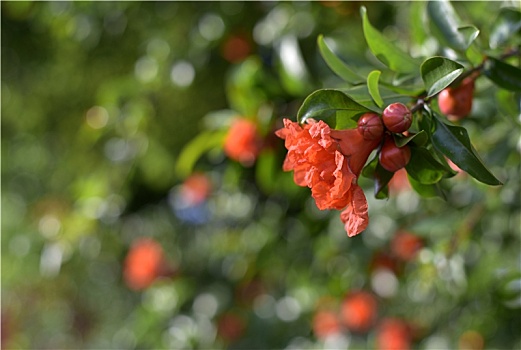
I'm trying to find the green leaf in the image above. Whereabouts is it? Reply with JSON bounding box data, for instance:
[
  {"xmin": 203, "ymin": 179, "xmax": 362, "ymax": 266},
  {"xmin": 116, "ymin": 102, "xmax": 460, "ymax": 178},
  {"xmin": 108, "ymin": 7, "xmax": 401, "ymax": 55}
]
[
  {"xmin": 367, "ymin": 70, "xmax": 384, "ymax": 108},
  {"xmin": 431, "ymin": 115, "xmax": 502, "ymax": 185},
  {"xmin": 483, "ymin": 57, "xmax": 521, "ymax": 91},
  {"xmin": 297, "ymin": 89, "xmax": 371, "ymax": 129},
  {"xmin": 394, "ymin": 131, "xmax": 428, "ymax": 147},
  {"xmin": 421, "ymin": 56, "xmax": 464, "ymax": 97},
  {"xmin": 408, "ymin": 174, "xmax": 442, "ymax": 198},
  {"xmin": 175, "ymin": 130, "xmax": 227, "ymax": 178},
  {"xmin": 317, "ymin": 35, "xmax": 364, "ymax": 84},
  {"xmin": 360, "ymin": 6, "xmax": 420, "ymax": 74},
  {"xmin": 405, "ymin": 147, "xmax": 448, "ymax": 184},
  {"xmin": 427, "ymin": 0, "xmax": 480, "ymax": 51},
  {"xmin": 490, "ymin": 7, "xmax": 521, "ymax": 49}
]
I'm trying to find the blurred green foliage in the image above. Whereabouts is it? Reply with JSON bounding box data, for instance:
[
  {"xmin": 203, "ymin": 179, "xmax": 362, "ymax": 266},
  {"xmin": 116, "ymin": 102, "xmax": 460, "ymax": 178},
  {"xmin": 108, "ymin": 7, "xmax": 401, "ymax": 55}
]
[{"xmin": 2, "ymin": 1, "xmax": 520, "ymax": 349}]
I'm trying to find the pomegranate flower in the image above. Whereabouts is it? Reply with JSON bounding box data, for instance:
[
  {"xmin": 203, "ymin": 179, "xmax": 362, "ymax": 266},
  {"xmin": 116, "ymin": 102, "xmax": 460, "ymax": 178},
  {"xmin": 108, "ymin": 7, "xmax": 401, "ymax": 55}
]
[
  {"xmin": 275, "ymin": 118, "xmax": 381, "ymax": 237},
  {"xmin": 224, "ymin": 118, "xmax": 261, "ymax": 166}
]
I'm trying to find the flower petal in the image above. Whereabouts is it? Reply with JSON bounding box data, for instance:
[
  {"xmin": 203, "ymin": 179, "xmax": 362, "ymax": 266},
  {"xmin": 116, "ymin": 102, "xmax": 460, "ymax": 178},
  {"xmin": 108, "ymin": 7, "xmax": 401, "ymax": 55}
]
[{"xmin": 340, "ymin": 185, "xmax": 369, "ymax": 237}]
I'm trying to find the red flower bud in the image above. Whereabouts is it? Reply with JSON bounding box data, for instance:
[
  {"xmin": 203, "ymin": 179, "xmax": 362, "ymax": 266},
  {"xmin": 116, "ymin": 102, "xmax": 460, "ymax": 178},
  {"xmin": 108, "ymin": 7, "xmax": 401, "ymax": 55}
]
[
  {"xmin": 379, "ymin": 138, "xmax": 411, "ymax": 173},
  {"xmin": 382, "ymin": 103, "xmax": 412, "ymax": 133},
  {"xmin": 357, "ymin": 113, "xmax": 384, "ymax": 141},
  {"xmin": 438, "ymin": 77, "xmax": 475, "ymax": 121}
]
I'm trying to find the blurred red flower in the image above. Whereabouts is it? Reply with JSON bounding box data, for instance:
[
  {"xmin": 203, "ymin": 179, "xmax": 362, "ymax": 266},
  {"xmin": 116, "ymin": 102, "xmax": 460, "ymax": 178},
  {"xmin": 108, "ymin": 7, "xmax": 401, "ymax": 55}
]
[
  {"xmin": 123, "ymin": 238, "xmax": 165, "ymax": 290},
  {"xmin": 217, "ymin": 312, "xmax": 246, "ymax": 343},
  {"xmin": 275, "ymin": 118, "xmax": 381, "ymax": 237},
  {"xmin": 391, "ymin": 231, "xmax": 423, "ymax": 261},
  {"xmin": 376, "ymin": 318, "xmax": 411, "ymax": 350},
  {"xmin": 224, "ymin": 118, "xmax": 262, "ymax": 166},
  {"xmin": 340, "ymin": 291, "xmax": 378, "ymax": 332},
  {"xmin": 221, "ymin": 33, "xmax": 252, "ymax": 63},
  {"xmin": 180, "ymin": 172, "xmax": 212, "ymax": 206},
  {"xmin": 312, "ymin": 310, "xmax": 342, "ymax": 339}
]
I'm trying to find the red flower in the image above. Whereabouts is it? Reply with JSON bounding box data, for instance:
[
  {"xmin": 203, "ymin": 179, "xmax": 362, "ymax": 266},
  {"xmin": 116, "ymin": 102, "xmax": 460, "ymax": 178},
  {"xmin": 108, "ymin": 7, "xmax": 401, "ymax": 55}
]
[
  {"xmin": 123, "ymin": 238, "xmax": 165, "ymax": 290},
  {"xmin": 340, "ymin": 291, "xmax": 378, "ymax": 333},
  {"xmin": 312, "ymin": 310, "xmax": 342, "ymax": 339},
  {"xmin": 390, "ymin": 231, "xmax": 423, "ymax": 261},
  {"xmin": 217, "ymin": 312, "xmax": 246, "ymax": 343},
  {"xmin": 180, "ymin": 173, "xmax": 212, "ymax": 206},
  {"xmin": 376, "ymin": 318, "xmax": 411, "ymax": 350},
  {"xmin": 224, "ymin": 118, "xmax": 261, "ymax": 166},
  {"xmin": 275, "ymin": 118, "xmax": 381, "ymax": 237}
]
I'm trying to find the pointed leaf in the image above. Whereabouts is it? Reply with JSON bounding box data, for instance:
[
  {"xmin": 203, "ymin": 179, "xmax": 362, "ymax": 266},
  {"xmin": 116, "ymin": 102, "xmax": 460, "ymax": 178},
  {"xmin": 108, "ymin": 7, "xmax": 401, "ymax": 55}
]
[
  {"xmin": 483, "ymin": 57, "xmax": 521, "ymax": 91},
  {"xmin": 367, "ymin": 70, "xmax": 384, "ymax": 108},
  {"xmin": 431, "ymin": 115, "xmax": 502, "ymax": 185},
  {"xmin": 394, "ymin": 131, "xmax": 428, "ymax": 147},
  {"xmin": 297, "ymin": 89, "xmax": 371, "ymax": 129},
  {"xmin": 341, "ymin": 85, "xmax": 412, "ymax": 113},
  {"xmin": 361, "ymin": 6, "xmax": 420, "ymax": 74},
  {"xmin": 427, "ymin": 0, "xmax": 479, "ymax": 51},
  {"xmin": 317, "ymin": 35, "xmax": 364, "ymax": 84},
  {"xmin": 421, "ymin": 56, "xmax": 464, "ymax": 97},
  {"xmin": 490, "ymin": 7, "xmax": 521, "ymax": 49},
  {"xmin": 362, "ymin": 156, "xmax": 393, "ymax": 199}
]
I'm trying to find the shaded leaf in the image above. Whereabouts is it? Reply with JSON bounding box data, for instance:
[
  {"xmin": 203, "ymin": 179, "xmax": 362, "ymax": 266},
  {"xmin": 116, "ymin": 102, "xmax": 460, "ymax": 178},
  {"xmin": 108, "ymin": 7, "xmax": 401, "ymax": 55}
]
[
  {"xmin": 421, "ymin": 56, "xmax": 464, "ymax": 97},
  {"xmin": 317, "ymin": 35, "xmax": 364, "ymax": 84},
  {"xmin": 427, "ymin": 0, "xmax": 480, "ymax": 51},
  {"xmin": 490, "ymin": 7, "xmax": 521, "ymax": 49},
  {"xmin": 361, "ymin": 6, "xmax": 420, "ymax": 74},
  {"xmin": 405, "ymin": 147, "xmax": 447, "ymax": 184},
  {"xmin": 408, "ymin": 174, "xmax": 444, "ymax": 198},
  {"xmin": 297, "ymin": 89, "xmax": 371, "ymax": 129},
  {"xmin": 367, "ymin": 70, "xmax": 384, "ymax": 108},
  {"xmin": 362, "ymin": 156, "xmax": 393, "ymax": 199},
  {"xmin": 483, "ymin": 57, "xmax": 521, "ymax": 91},
  {"xmin": 431, "ymin": 115, "xmax": 502, "ymax": 185}
]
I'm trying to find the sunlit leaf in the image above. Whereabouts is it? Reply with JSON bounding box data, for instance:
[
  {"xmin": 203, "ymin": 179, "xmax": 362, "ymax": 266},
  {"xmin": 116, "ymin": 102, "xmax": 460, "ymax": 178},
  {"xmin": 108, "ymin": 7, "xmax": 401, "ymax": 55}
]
[
  {"xmin": 483, "ymin": 57, "xmax": 521, "ymax": 91},
  {"xmin": 408, "ymin": 174, "xmax": 443, "ymax": 198},
  {"xmin": 317, "ymin": 34, "xmax": 364, "ymax": 84},
  {"xmin": 421, "ymin": 56, "xmax": 464, "ymax": 97},
  {"xmin": 431, "ymin": 115, "xmax": 502, "ymax": 185},
  {"xmin": 367, "ymin": 70, "xmax": 384, "ymax": 108},
  {"xmin": 297, "ymin": 89, "xmax": 371, "ymax": 129},
  {"xmin": 360, "ymin": 6, "xmax": 420, "ymax": 74}
]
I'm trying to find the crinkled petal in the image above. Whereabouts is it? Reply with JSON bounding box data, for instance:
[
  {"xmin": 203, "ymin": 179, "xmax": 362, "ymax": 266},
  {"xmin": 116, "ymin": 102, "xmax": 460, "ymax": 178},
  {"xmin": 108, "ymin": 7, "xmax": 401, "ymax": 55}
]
[{"xmin": 340, "ymin": 185, "xmax": 369, "ymax": 237}]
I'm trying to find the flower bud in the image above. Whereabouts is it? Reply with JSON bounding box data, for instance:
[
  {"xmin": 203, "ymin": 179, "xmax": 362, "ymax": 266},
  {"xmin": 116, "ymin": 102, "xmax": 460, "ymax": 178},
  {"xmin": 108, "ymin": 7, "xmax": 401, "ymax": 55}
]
[
  {"xmin": 379, "ymin": 138, "xmax": 411, "ymax": 173},
  {"xmin": 382, "ymin": 103, "xmax": 412, "ymax": 133},
  {"xmin": 357, "ymin": 113, "xmax": 384, "ymax": 141},
  {"xmin": 438, "ymin": 77, "xmax": 474, "ymax": 121}
]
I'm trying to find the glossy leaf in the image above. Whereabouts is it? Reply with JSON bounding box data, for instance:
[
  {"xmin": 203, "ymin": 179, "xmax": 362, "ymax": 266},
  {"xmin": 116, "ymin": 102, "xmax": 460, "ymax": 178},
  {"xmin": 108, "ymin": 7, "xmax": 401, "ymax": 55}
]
[
  {"xmin": 367, "ymin": 70, "xmax": 384, "ymax": 108},
  {"xmin": 483, "ymin": 57, "xmax": 521, "ymax": 91},
  {"xmin": 427, "ymin": 0, "xmax": 480, "ymax": 51},
  {"xmin": 432, "ymin": 115, "xmax": 502, "ymax": 185},
  {"xmin": 490, "ymin": 7, "xmax": 521, "ymax": 49},
  {"xmin": 317, "ymin": 35, "xmax": 364, "ymax": 84},
  {"xmin": 421, "ymin": 56, "xmax": 464, "ymax": 97},
  {"xmin": 297, "ymin": 89, "xmax": 370, "ymax": 129},
  {"xmin": 405, "ymin": 147, "xmax": 447, "ymax": 184},
  {"xmin": 360, "ymin": 6, "xmax": 420, "ymax": 74}
]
